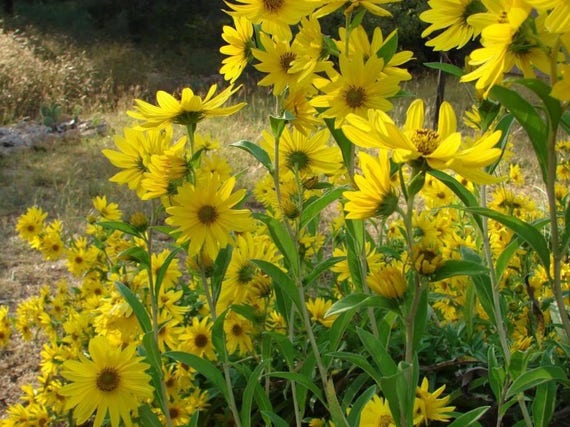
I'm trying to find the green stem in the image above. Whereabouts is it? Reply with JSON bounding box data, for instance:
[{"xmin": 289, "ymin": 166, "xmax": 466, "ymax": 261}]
[
  {"xmin": 287, "ymin": 309, "xmax": 303, "ymax": 427},
  {"xmin": 199, "ymin": 264, "xmax": 243, "ymax": 427},
  {"xmin": 146, "ymin": 228, "xmax": 174, "ymax": 427}
]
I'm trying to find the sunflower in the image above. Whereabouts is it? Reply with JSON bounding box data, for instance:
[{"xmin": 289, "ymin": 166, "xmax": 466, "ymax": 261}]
[
  {"xmin": 0, "ymin": 306, "xmax": 11, "ymax": 349},
  {"xmin": 102, "ymin": 126, "xmax": 175, "ymax": 198},
  {"xmin": 414, "ymin": 377, "xmax": 455, "ymax": 425},
  {"xmin": 178, "ymin": 317, "xmax": 216, "ymax": 360},
  {"xmin": 526, "ymin": 0, "xmax": 570, "ymax": 33},
  {"xmin": 342, "ymin": 99, "xmax": 503, "ymax": 183},
  {"xmin": 359, "ymin": 394, "xmax": 396, "ymax": 427},
  {"xmin": 367, "ymin": 263, "xmax": 408, "ymax": 299},
  {"xmin": 253, "ymin": 32, "xmax": 308, "ymax": 95},
  {"xmin": 314, "ymin": 0, "xmax": 395, "ymax": 19},
  {"xmin": 420, "ymin": 0, "xmax": 485, "ymax": 51},
  {"xmin": 343, "ymin": 150, "xmax": 397, "ymax": 219},
  {"xmin": 306, "ymin": 297, "xmax": 338, "ymax": 327},
  {"xmin": 261, "ymin": 126, "xmax": 343, "ymax": 177},
  {"xmin": 225, "ymin": 0, "xmax": 318, "ymax": 40},
  {"xmin": 16, "ymin": 206, "xmax": 47, "ymax": 243},
  {"xmin": 92, "ymin": 195, "xmax": 122, "ymax": 221},
  {"xmin": 60, "ymin": 336, "xmax": 154, "ymax": 427},
  {"xmin": 311, "ymin": 52, "xmax": 399, "ymax": 128},
  {"xmin": 166, "ymin": 174, "xmax": 255, "ymax": 260},
  {"xmin": 282, "ymin": 88, "xmax": 322, "ymax": 134},
  {"xmin": 224, "ymin": 311, "xmax": 254, "ymax": 355},
  {"xmin": 128, "ymin": 84, "xmax": 245, "ymax": 128},
  {"xmin": 220, "ymin": 16, "xmax": 255, "ymax": 83}
]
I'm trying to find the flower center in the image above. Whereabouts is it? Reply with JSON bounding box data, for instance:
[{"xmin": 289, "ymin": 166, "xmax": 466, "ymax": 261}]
[
  {"xmin": 194, "ymin": 333, "xmax": 209, "ymax": 348},
  {"xmin": 237, "ymin": 262, "xmax": 256, "ymax": 284},
  {"xmin": 263, "ymin": 0, "xmax": 284, "ymax": 13},
  {"xmin": 232, "ymin": 324, "xmax": 244, "ymax": 336},
  {"xmin": 411, "ymin": 129, "xmax": 439, "ymax": 155},
  {"xmin": 344, "ymin": 85, "xmax": 367, "ymax": 109},
  {"xmin": 197, "ymin": 205, "xmax": 218, "ymax": 225},
  {"xmin": 280, "ymin": 52, "xmax": 296, "ymax": 72},
  {"xmin": 96, "ymin": 367, "xmax": 120, "ymax": 392},
  {"xmin": 379, "ymin": 415, "xmax": 394, "ymax": 427},
  {"xmin": 287, "ymin": 150, "xmax": 310, "ymax": 171}
]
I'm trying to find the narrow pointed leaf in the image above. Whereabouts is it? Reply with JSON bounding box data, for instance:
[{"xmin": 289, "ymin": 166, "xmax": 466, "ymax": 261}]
[
  {"xmin": 423, "ymin": 62, "xmax": 465, "ymax": 77},
  {"xmin": 154, "ymin": 247, "xmax": 182, "ymax": 296},
  {"xmin": 231, "ymin": 140, "xmax": 273, "ymax": 172},
  {"xmin": 347, "ymin": 386, "xmax": 377, "ymax": 426},
  {"xmin": 301, "ymin": 186, "xmax": 346, "ymax": 229},
  {"xmin": 253, "ymin": 259, "xmax": 302, "ymax": 312},
  {"xmin": 506, "ymin": 366, "xmax": 567, "ymax": 399},
  {"xmin": 431, "ymin": 259, "xmax": 489, "ymax": 282},
  {"xmin": 115, "ymin": 281, "xmax": 151, "ymax": 333},
  {"xmin": 447, "ymin": 406, "xmax": 491, "ymax": 427}
]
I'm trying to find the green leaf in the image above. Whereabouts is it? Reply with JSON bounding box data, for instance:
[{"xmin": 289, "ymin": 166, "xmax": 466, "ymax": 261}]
[
  {"xmin": 495, "ymin": 236, "xmax": 523, "ymax": 283},
  {"xmin": 412, "ymin": 287, "xmax": 429, "ymax": 352},
  {"xmin": 328, "ymin": 310, "xmax": 357, "ymax": 355},
  {"xmin": 118, "ymin": 246, "xmax": 150, "ymax": 267},
  {"xmin": 140, "ymin": 332, "xmax": 167, "ymax": 415},
  {"xmin": 514, "ymin": 78, "xmax": 562, "ymax": 129},
  {"xmin": 347, "ymin": 386, "xmax": 377, "ymax": 426},
  {"xmin": 266, "ymin": 331, "xmax": 296, "ymax": 369},
  {"xmin": 154, "ymin": 247, "xmax": 181, "ymax": 296},
  {"xmin": 344, "ymin": 219, "xmax": 366, "ymax": 291},
  {"xmin": 487, "ymin": 346, "xmax": 505, "ymax": 402},
  {"xmin": 428, "ymin": 169, "xmax": 482, "ymax": 231},
  {"xmin": 211, "ymin": 245, "xmax": 233, "ymax": 304},
  {"xmin": 329, "ymin": 351, "xmax": 383, "ymax": 385},
  {"xmin": 478, "ymin": 99, "xmax": 502, "ymax": 132},
  {"xmin": 268, "ymin": 372, "xmax": 325, "ymax": 405},
  {"xmin": 447, "ymin": 406, "xmax": 491, "ymax": 427},
  {"xmin": 467, "ymin": 206, "xmax": 550, "ymax": 272},
  {"xmin": 165, "ymin": 351, "xmax": 228, "ymax": 401},
  {"xmin": 269, "ymin": 112, "xmax": 294, "ymax": 139},
  {"xmin": 211, "ymin": 309, "xmax": 228, "ymax": 359},
  {"xmin": 506, "ymin": 366, "xmax": 567, "ymax": 399},
  {"xmin": 532, "ymin": 381, "xmax": 557, "ymax": 427},
  {"xmin": 423, "ymin": 61, "xmax": 465, "ymax": 77},
  {"xmin": 300, "ymin": 186, "xmax": 346, "ymax": 229},
  {"xmin": 305, "ymin": 256, "xmax": 344, "ymax": 287},
  {"xmin": 260, "ymin": 411, "xmax": 289, "ymax": 427},
  {"xmin": 231, "ymin": 140, "xmax": 273, "ymax": 172},
  {"xmin": 115, "ymin": 281, "xmax": 152, "ymax": 333},
  {"xmin": 252, "ymin": 259, "xmax": 302, "ymax": 312},
  {"xmin": 325, "ymin": 118, "xmax": 355, "ymax": 174},
  {"xmin": 376, "ymin": 30, "xmax": 398, "ymax": 64},
  {"xmin": 98, "ymin": 220, "xmax": 141, "ymax": 237},
  {"xmin": 138, "ymin": 404, "xmax": 163, "ymax": 427},
  {"xmin": 357, "ymin": 327, "xmax": 398, "ymax": 376},
  {"xmin": 430, "ymin": 259, "xmax": 489, "ymax": 282},
  {"xmin": 240, "ymin": 361, "xmax": 268, "ymax": 427},
  {"xmin": 486, "ymin": 113, "xmax": 514, "ymax": 173},
  {"xmin": 461, "ymin": 248, "xmax": 497, "ymax": 324},
  {"xmin": 489, "ymin": 85, "xmax": 548, "ymax": 181},
  {"xmin": 326, "ymin": 293, "xmax": 398, "ymax": 317},
  {"xmin": 560, "ymin": 111, "xmax": 570, "ymax": 135},
  {"xmin": 254, "ymin": 213, "xmax": 299, "ymax": 274}
]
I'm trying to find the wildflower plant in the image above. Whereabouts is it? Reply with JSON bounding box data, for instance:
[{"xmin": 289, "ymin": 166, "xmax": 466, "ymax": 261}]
[{"xmin": 2, "ymin": 0, "xmax": 570, "ymax": 426}]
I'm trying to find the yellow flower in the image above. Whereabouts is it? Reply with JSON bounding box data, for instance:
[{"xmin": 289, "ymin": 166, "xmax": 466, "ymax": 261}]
[
  {"xmin": 306, "ymin": 297, "xmax": 338, "ymax": 327},
  {"xmin": 92, "ymin": 195, "xmax": 122, "ymax": 221},
  {"xmin": 220, "ymin": 16, "xmax": 255, "ymax": 83},
  {"xmin": 166, "ymin": 174, "xmax": 255, "ymax": 260},
  {"xmin": 224, "ymin": 311, "xmax": 255, "ymax": 355},
  {"xmin": 344, "ymin": 150, "xmax": 397, "ymax": 219},
  {"xmin": 343, "ymin": 99, "xmax": 503, "ymax": 183},
  {"xmin": 102, "ymin": 126, "xmax": 176, "ymax": 198},
  {"xmin": 367, "ymin": 264, "xmax": 408, "ymax": 299},
  {"xmin": 178, "ymin": 317, "xmax": 217, "ymax": 360},
  {"xmin": 359, "ymin": 394, "xmax": 396, "ymax": 427},
  {"xmin": 312, "ymin": 52, "xmax": 399, "ymax": 128},
  {"xmin": 16, "ymin": 206, "xmax": 47, "ymax": 243},
  {"xmin": 128, "ymin": 84, "xmax": 245, "ymax": 128},
  {"xmin": 253, "ymin": 32, "xmax": 308, "ymax": 95},
  {"xmin": 225, "ymin": 0, "xmax": 318, "ymax": 40},
  {"xmin": 420, "ymin": 0, "xmax": 485, "ymax": 51},
  {"xmin": 261, "ymin": 126, "xmax": 343, "ymax": 177},
  {"xmin": 0, "ymin": 306, "xmax": 11, "ymax": 348},
  {"xmin": 314, "ymin": 0, "xmax": 395, "ymax": 19},
  {"xmin": 414, "ymin": 377, "xmax": 455, "ymax": 425},
  {"xmin": 60, "ymin": 336, "xmax": 154, "ymax": 427}
]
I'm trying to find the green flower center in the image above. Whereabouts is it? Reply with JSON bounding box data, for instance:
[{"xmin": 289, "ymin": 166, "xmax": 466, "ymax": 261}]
[
  {"xmin": 238, "ymin": 262, "xmax": 256, "ymax": 284},
  {"xmin": 263, "ymin": 0, "xmax": 284, "ymax": 13},
  {"xmin": 194, "ymin": 333, "xmax": 209, "ymax": 348},
  {"xmin": 96, "ymin": 367, "xmax": 120, "ymax": 392},
  {"xmin": 287, "ymin": 150, "xmax": 310, "ymax": 171},
  {"xmin": 411, "ymin": 129, "xmax": 440, "ymax": 155},
  {"xmin": 198, "ymin": 205, "xmax": 218, "ymax": 225},
  {"xmin": 344, "ymin": 85, "xmax": 367, "ymax": 109},
  {"xmin": 280, "ymin": 52, "xmax": 296, "ymax": 72}
]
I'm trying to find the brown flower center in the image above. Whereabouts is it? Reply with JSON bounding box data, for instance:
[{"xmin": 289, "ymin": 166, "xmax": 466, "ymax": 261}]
[
  {"xmin": 411, "ymin": 129, "xmax": 440, "ymax": 155},
  {"xmin": 194, "ymin": 333, "xmax": 209, "ymax": 348},
  {"xmin": 96, "ymin": 367, "xmax": 120, "ymax": 392},
  {"xmin": 280, "ymin": 52, "xmax": 296, "ymax": 72},
  {"xmin": 197, "ymin": 205, "xmax": 218, "ymax": 225},
  {"xmin": 263, "ymin": 0, "xmax": 284, "ymax": 13},
  {"xmin": 231, "ymin": 324, "xmax": 243, "ymax": 336},
  {"xmin": 344, "ymin": 85, "xmax": 367, "ymax": 109}
]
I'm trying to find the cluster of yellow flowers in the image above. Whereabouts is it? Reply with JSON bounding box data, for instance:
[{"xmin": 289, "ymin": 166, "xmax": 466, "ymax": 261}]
[{"xmin": 2, "ymin": 0, "xmax": 570, "ymax": 426}]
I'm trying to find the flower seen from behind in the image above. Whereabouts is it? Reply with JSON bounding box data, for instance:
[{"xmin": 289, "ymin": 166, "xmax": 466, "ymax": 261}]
[
  {"xmin": 60, "ymin": 335, "xmax": 154, "ymax": 427},
  {"xmin": 128, "ymin": 85, "xmax": 245, "ymax": 128}
]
